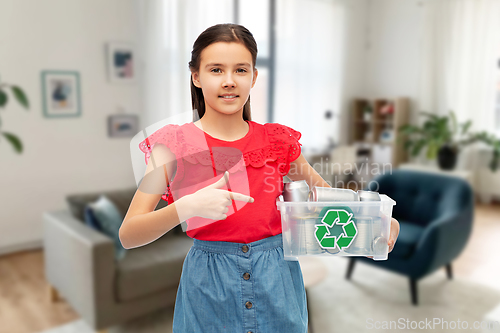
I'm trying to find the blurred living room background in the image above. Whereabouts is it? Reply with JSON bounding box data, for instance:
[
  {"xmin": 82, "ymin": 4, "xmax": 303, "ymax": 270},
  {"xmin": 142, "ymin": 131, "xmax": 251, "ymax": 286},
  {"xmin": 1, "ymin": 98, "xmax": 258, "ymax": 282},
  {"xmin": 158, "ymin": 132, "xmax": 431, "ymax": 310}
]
[{"xmin": 1, "ymin": 0, "xmax": 500, "ymax": 332}]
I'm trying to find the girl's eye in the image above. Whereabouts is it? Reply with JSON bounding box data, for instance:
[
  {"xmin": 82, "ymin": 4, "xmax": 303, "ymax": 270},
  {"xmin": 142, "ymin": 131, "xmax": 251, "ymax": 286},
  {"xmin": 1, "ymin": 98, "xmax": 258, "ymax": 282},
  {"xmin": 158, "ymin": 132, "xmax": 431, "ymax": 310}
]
[{"xmin": 210, "ymin": 68, "xmax": 247, "ymax": 73}]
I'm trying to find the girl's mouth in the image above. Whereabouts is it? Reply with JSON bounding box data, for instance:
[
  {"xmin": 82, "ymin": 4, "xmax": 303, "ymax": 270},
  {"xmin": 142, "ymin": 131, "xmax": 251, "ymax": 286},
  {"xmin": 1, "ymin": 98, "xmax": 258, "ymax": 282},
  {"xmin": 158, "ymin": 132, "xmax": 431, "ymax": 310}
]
[{"xmin": 219, "ymin": 95, "xmax": 238, "ymax": 102}]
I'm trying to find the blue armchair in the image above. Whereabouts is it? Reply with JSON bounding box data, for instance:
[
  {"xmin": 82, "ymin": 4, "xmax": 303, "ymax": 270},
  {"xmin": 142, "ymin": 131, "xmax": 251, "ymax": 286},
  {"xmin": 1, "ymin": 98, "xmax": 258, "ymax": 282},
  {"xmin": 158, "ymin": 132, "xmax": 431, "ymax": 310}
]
[{"xmin": 346, "ymin": 169, "xmax": 474, "ymax": 305}]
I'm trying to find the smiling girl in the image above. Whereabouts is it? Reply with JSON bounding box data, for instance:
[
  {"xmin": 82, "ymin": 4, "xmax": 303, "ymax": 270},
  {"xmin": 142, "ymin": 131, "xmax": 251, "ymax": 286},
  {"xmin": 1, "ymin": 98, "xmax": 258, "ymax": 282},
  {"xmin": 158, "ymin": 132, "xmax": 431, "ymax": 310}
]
[{"xmin": 120, "ymin": 23, "xmax": 400, "ymax": 333}]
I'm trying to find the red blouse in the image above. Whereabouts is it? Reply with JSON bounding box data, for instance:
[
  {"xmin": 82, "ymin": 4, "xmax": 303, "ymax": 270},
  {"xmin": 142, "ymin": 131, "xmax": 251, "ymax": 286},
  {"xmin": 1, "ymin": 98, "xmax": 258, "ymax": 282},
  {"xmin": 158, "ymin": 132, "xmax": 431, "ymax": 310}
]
[{"xmin": 138, "ymin": 120, "xmax": 302, "ymax": 243}]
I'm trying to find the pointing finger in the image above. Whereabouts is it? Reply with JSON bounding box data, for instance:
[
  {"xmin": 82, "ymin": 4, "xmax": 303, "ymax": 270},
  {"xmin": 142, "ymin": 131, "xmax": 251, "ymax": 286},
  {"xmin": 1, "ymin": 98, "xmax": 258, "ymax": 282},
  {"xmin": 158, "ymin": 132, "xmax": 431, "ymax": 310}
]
[{"xmin": 224, "ymin": 190, "xmax": 254, "ymax": 203}]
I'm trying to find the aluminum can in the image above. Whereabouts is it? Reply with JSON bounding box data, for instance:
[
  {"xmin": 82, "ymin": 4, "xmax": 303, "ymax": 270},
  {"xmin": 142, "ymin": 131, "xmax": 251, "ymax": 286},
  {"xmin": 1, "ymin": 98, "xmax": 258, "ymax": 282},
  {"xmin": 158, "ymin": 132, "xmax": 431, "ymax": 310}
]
[
  {"xmin": 357, "ymin": 190, "xmax": 381, "ymax": 216},
  {"xmin": 308, "ymin": 187, "xmax": 359, "ymax": 215},
  {"xmin": 343, "ymin": 190, "xmax": 382, "ymax": 256},
  {"xmin": 358, "ymin": 190, "xmax": 381, "ymax": 201},
  {"xmin": 283, "ymin": 180, "xmax": 309, "ymax": 216},
  {"xmin": 283, "ymin": 180, "xmax": 309, "ymax": 202},
  {"xmin": 308, "ymin": 187, "xmax": 359, "ymax": 202},
  {"xmin": 343, "ymin": 216, "xmax": 373, "ymax": 255},
  {"xmin": 292, "ymin": 217, "xmax": 325, "ymax": 254},
  {"xmin": 325, "ymin": 247, "xmax": 340, "ymax": 255}
]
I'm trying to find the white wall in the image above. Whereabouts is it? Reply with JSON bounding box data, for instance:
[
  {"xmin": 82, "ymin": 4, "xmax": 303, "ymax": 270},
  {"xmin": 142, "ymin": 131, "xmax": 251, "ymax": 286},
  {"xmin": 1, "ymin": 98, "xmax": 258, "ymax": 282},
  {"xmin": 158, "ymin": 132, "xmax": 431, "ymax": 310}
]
[
  {"xmin": 364, "ymin": 0, "xmax": 424, "ymax": 118},
  {"xmin": 338, "ymin": 0, "xmax": 370, "ymax": 144},
  {"xmin": 0, "ymin": 0, "xmax": 141, "ymax": 255},
  {"xmin": 337, "ymin": 0, "xmax": 424, "ymax": 144}
]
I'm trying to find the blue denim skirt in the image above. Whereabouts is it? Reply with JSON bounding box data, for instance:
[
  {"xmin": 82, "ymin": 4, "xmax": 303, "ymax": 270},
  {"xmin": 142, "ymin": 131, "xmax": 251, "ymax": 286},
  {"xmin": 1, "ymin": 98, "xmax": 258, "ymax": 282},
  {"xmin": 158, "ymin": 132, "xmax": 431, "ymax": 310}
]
[{"xmin": 172, "ymin": 233, "xmax": 308, "ymax": 333}]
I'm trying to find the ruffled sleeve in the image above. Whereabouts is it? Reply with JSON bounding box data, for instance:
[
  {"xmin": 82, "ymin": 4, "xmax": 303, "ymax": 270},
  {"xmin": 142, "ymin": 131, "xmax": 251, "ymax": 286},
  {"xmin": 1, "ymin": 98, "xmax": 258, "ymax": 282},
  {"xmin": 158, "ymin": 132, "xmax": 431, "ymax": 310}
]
[
  {"xmin": 138, "ymin": 124, "xmax": 181, "ymax": 165},
  {"xmin": 264, "ymin": 123, "xmax": 302, "ymax": 177},
  {"xmin": 138, "ymin": 124, "xmax": 181, "ymax": 204}
]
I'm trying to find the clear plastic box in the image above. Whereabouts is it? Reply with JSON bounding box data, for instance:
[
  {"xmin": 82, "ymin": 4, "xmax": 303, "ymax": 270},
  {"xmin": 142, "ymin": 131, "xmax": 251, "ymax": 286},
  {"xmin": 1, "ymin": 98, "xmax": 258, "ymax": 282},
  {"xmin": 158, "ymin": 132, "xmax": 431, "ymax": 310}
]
[{"xmin": 276, "ymin": 194, "xmax": 396, "ymax": 261}]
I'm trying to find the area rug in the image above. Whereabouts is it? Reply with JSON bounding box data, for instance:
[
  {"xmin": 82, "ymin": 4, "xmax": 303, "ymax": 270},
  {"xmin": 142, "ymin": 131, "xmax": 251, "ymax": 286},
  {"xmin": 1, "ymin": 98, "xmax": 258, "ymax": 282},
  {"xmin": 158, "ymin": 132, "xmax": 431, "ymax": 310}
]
[
  {"xmin": 40, "ymin": 256, "xmax": 500, "ymax": 333},
  {"xmin": 38, "ymin": 307, "xmax": 174, "ymax": 333},
  {"xmin": 309, "ymin": 256, "xmax": 500, "ymax": 332}
]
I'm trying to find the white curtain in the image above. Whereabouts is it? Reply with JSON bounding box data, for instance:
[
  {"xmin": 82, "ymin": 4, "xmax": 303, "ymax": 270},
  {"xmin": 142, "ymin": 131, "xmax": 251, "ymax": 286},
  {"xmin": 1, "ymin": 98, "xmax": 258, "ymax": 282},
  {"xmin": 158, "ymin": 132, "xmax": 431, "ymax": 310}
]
[
  {"xmin": 137, "ymin": 0, "xmax": 234, "ymax": 128},
  {"xmin": 417, "ymin": 0, "xmax": 500, "ymax": 133},
  {"xmin": 274, "ymin": 0, "xmax": 345, "ymax": 151}
]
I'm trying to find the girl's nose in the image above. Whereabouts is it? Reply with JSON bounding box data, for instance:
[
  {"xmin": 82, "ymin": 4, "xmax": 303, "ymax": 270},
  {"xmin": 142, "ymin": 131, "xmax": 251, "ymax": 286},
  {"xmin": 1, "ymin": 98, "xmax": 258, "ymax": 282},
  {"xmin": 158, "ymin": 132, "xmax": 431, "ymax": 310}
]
[{"xmin": 223, "ymin": 74, "xmax": 236, "ymax": 88}]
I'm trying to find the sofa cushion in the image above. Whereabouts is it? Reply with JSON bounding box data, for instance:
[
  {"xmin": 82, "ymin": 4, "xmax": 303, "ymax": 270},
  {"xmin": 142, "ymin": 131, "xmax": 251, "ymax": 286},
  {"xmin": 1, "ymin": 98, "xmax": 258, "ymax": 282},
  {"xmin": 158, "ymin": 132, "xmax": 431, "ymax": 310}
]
[
  {"xmin": 88, "ymin": 195, "xmax": 127, "ymax": 261},
  {"xmin": 66, "ymin": 188, "xmax": 137, "ymax": 222},
  {"xmin": 84, "ymin": 205, "xmax": 102, "ymax": 231},
  {"xmin": 389, "ymin": 220, "xmax": 424, "ymax": 260},
  {"xmin": 66, "ymin": 187, "xmax": 183, "ymax": 234},
  {"xmin": 115, "ymin": 234, "xmax": 193, "ymax": 302}
]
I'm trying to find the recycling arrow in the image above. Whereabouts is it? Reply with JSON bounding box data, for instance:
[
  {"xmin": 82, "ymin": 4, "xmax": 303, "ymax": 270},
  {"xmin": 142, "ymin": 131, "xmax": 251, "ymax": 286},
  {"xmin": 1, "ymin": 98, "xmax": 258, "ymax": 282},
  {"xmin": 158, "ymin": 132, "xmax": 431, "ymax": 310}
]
[{"xmin": 315, "ymin": 208, "xmax": 358, "ymax": 250}]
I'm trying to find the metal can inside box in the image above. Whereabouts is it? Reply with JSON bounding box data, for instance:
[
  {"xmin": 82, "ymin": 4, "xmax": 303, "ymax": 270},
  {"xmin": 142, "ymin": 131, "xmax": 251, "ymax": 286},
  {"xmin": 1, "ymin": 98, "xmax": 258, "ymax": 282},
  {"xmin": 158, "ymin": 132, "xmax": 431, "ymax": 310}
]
[{"xmin": 277, "ymin": 185, "xmax": 396, "ymax": 261}]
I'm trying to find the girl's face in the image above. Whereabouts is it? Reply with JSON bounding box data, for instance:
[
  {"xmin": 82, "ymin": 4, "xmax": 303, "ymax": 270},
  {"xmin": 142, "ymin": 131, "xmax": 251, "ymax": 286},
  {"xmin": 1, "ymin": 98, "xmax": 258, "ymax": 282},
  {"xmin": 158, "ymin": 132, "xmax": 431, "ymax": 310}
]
[{"xmin": 192, "ymin": 42, "xmax": 258, "ymax": 118}]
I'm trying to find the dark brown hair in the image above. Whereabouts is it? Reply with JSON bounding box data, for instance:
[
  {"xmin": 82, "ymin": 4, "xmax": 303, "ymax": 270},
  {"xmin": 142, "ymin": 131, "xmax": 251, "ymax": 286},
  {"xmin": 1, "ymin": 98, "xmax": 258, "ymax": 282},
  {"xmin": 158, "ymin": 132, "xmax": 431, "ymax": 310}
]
[{"xmin": 188, "ymin": 23, "xmax": 258, "ymax": 122}]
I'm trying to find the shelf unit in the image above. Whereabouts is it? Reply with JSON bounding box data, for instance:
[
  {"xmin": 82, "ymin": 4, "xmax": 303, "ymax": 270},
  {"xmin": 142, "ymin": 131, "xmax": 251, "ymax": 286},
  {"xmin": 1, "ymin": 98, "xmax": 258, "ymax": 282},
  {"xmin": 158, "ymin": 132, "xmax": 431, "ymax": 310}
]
[{"xmin": 350, "ymin": 97, "xmax": 410, "ymax": 168}]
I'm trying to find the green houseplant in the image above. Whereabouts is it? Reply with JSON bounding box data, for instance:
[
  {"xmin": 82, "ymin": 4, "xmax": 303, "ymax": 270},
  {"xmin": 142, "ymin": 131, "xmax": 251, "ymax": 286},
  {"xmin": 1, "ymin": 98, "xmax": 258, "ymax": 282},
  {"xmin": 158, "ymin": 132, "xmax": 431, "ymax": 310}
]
[
  {"xmin": 399, "ymin": 111, "xmax": 499, "ymax": 172},
  {"xmin": 0, "ymin": 79, "xmax": 29, "ymax": 153},
  {"xmin": 464, "ymin": 130, "xmax": 500, "ymax": 172}
]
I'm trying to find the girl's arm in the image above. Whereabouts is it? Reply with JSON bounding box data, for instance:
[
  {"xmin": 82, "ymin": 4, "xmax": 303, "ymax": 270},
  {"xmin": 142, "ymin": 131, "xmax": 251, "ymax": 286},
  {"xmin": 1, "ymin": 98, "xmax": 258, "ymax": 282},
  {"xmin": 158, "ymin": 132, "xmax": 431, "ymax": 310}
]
[
  {"xmin": 120, "ymin": 147, "xmax": 253, "ymax": 249},
  {"xmin": 286, "ymin": 152, "xmax": 332, "ymax": 189},
  {"xmin": 119, "ymin": 144, "xmax": 194, "ymax": 249}
]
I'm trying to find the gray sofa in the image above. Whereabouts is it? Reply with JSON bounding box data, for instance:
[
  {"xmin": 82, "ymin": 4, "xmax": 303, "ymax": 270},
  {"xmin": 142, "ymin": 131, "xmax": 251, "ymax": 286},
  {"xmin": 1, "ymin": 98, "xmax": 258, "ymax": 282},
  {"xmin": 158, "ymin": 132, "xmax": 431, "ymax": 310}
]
[{"xmin": 43, "ymin": 187, "xmax": 193, "ymax": 332}]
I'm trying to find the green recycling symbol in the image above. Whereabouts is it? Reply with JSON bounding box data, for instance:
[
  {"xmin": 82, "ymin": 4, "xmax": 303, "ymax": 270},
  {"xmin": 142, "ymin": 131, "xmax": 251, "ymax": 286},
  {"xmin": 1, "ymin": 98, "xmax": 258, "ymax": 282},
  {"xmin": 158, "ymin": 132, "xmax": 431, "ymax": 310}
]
[{"xmin": 315, "ymin": 208, "xmax": 358, "ymax": 250}]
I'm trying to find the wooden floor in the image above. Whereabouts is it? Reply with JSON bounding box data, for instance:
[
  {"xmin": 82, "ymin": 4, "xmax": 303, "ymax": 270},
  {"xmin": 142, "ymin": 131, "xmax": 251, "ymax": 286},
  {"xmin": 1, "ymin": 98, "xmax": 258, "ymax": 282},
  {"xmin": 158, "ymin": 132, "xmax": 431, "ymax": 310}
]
[
  {"xmin": 450, "ymin": 202, "xmax": 500, "ymax": 289},
  {"xmin": 0, "ymin": 247, "xmax": 79, "ymax": 333},
  {"xmin": 1, "ymin": 203, "xmax": 499, "ymax": 333}
]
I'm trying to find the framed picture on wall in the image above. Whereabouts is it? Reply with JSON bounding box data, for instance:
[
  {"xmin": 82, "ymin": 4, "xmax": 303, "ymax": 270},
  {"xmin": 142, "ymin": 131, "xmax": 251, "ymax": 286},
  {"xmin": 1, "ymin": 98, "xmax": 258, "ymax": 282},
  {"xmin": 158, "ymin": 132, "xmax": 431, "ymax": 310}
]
[
  {"xmin": 106, "ymin": 42, "xmax": 136, "ymax": 84},
  {"xmin": 41, "ymin": 71, "xmax": 82, "ymax": 118},
  {"xmin": 108, "ymin": 114, "xmax": 139, "ymax": 138}
]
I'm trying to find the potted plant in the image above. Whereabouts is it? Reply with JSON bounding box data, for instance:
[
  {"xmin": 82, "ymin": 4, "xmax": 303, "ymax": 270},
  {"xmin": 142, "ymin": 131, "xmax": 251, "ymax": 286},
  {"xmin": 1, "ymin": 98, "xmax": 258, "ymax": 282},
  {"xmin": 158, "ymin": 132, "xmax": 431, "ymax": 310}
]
[
  {"xmin": 464, "ymin": 131, "xmax": 500, "ymax": 172},
  {"xmin": 0, "ymin": 79, "xmax": 29, "ymax": 153},
  {"xmin": 399, "ymin": 111, "xmax": 499, "ymax": 172},
  {"xmin": 363, "ymin": 104, "xmax": 372, "ymax": 122}
]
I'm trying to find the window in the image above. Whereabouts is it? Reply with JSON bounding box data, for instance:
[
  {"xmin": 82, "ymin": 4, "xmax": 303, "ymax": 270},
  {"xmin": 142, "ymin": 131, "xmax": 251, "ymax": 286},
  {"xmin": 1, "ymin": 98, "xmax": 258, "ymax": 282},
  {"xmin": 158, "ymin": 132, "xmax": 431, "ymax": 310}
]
[
  {"xmin": 497, "ymin": 57, "xmax": 500, "ymax": 134},
  {"xmin": 238, "ymin": 0, "xmax": 271, "ymax": 123}
]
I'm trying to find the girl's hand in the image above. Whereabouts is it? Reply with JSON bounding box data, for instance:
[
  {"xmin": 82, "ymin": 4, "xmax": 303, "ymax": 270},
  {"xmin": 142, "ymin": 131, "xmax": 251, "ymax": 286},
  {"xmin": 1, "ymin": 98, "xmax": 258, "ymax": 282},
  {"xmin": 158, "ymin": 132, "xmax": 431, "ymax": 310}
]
[
  {"xmin": 187, "ymin": 171, "xmax": 254, "ymax": 220},
  {"xmin": 387, "ymin": 217, "xmax": 400, "ymax": 253},
  {"xmin": 366, "ymin": 217, "xmax": 400, "ymax": 259}
]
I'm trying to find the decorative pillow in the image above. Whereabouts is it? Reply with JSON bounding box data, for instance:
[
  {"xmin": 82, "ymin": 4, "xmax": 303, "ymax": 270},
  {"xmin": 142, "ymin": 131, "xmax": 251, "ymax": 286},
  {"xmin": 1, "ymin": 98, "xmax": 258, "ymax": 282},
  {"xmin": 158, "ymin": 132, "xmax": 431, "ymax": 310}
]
[
  {"xmin": 84, "ymin": 206, "xmax": 102, "ymax": 231},
  {"xmin": 87, "ymin": 195, "xmax": 127, "ymax": 261}
]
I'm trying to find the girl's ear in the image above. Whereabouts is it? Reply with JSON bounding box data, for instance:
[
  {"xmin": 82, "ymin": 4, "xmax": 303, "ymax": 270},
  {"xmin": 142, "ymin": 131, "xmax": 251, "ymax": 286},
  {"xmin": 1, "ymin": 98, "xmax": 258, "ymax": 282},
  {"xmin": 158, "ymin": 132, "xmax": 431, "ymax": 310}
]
[
  {"xmin": 192, "ymin": 71, "xmax": 201, "ymax": 88},
  {"xmin": 251, "ymin": 68, "xmax": 258, "ymax": 88}
]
